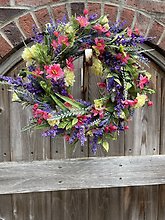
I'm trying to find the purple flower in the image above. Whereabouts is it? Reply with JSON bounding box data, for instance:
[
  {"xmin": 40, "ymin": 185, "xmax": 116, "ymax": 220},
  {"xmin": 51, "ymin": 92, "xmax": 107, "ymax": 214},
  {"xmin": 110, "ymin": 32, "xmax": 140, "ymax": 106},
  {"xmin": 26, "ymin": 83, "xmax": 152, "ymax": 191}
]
[
  {"xmin": 77, "ymin": 126, "xmax": 87, "ymax": 146},
  {"xmin": 31, "ymin": 25, "xmax": 44, "ymax": 43},
  {"xmin": 42, "ymin": 126, "xmax": 64, "ymax": 137},
  {"xmin": 69, "ymin": 129, "xmax": 79, "ymax": 144},
  {"xmin": 89, "ymin": 14, "xmax": 98, "ymax": 21},
  {"xmin": 0, "ymin": 75, "xmax": 23, "ymax": 87},
  {"xmin": 91, "ymin": 129, "xmax": 103, "ymax": 153}
]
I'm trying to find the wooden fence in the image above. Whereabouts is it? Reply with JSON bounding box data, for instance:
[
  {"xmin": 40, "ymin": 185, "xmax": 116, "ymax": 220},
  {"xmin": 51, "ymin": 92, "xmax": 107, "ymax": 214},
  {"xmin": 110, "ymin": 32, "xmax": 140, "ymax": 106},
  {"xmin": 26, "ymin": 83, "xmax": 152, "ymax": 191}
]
[{"xmin": 0, "ymin": 54, "xmax": 165, "ymax": 219}]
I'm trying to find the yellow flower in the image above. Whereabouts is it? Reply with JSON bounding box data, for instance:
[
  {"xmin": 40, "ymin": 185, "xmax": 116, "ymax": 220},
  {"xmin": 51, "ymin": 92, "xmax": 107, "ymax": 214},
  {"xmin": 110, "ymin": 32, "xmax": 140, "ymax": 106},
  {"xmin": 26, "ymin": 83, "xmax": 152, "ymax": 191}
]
[
  {"xmin": 91, "ymin": 57, "xmax": 103, "ymax": 76},
  {"xmin": 12, "ymin": 92, "xmax": 20, "ymax": 102},
  {"xmin": 22, "ymin": 45, "xmax": 37, "ymax": 63},
  {"xmin": 134, "ymin": 94, "xmax": 147, "ymax": 108},
  {"xmin": 103, "ymin": 23, "xmax": 110, "ymax": 30},
  {"xmin": 47, "ymin": 118, "xmax": 60, "ymax": 127},
  {"xmin": 64, "ymin": 68, "xmax": 75, "ymax": 87},
  {"xmin": 94, "ymin": 99, "xmax": 104, "ymax": 109},
  {"xmin": 145, "ymin": 72, "xmax": 151, "ymax": 80},
  {"xmin": 65, "ymin": 24, "xmax": 74, "ymax": 34},
  {"xmin": 100, "ymin": 16, "xmax": 109, "ymax": 25}
]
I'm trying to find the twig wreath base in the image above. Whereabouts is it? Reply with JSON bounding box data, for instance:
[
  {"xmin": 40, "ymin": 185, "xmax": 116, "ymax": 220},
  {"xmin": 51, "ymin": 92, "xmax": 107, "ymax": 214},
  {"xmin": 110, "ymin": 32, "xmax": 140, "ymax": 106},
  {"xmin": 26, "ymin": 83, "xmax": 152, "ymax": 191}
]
[{"xmin": 0, "ymin": 10, "xmax": 155, "ymax": 153}]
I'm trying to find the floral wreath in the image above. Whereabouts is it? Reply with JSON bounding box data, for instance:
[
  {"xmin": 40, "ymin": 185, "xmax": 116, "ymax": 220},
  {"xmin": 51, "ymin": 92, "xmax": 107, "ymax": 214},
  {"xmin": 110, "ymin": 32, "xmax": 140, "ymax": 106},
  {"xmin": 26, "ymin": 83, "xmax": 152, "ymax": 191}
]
[{"xmin": 0, "ymin": 9, "xmax": 155, "ymax": 153}]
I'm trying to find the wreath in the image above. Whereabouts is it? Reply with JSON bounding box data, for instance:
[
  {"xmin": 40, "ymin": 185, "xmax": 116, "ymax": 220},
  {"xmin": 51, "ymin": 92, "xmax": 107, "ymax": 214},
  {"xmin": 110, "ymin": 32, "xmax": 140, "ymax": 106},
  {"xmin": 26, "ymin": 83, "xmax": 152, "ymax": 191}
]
[{"xmin": 0, "ymin": 9, "xmax": 155, "ymax": 153}]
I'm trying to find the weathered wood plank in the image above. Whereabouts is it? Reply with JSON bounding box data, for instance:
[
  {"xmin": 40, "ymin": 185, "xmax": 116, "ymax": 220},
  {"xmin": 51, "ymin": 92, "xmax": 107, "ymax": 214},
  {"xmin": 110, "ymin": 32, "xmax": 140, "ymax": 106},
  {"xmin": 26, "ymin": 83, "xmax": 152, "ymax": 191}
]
[
  {"xmin": 0, "ymin": 155, "xmax": 164, "ymax": 194},
  {"xmin": 0, "ymin": 85, "xmax": 10, "ymax": 162},
  {"xmin": 0, "ymin": 194, "xmax": 13, "ymax": 220}
]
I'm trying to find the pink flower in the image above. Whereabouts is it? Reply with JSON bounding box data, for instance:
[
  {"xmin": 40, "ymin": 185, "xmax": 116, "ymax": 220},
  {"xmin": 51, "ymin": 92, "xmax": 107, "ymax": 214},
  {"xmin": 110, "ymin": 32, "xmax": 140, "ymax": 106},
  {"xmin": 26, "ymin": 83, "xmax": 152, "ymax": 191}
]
[
  {"xmin": 148, "ymin": 101, "xmax": 153, "ymax": 106},
  {"xmin": 51, "ymin": 40, "xmax": 58, "ymax": 50},
  {"xmin": 32, "ymin": 104, "xmax": 50, "ymax": 124},
  {"xmin": 105, "ymin": 124, "xmax": 117, "ymax": 133},
  {"xmin": 122, "ymin": 99, "xmax": 138, "ymax": 108},
  {"xmin": 54, "ymin": 31, "xmax": 59, "ymax": 37},
  {"xmin": 109, "ymin": 124, "xmax": 117, "ymax": 132},
  {"xmin": 124, "ymin": 125, "xmax": 129, "ymax": 130},
  {"xmin": 92, "ymin": 107, "xmax": 104, "ymax": 119},
  {"xmin": 33, "ymin": 68, "xmax": 43, "ymax": 77},
  {"xmin": 64, "ymin": 135, "xmax": 70, "ymax": 142},
  {"xmin": 45, "ymin": 64, "xmax": 64, "ymax": 81},
  {"xmin": 58, "ymin": 35, "xmax": 69, "ymax": 46},
  {"xmin": 76, "ymin": 16, "xmax": 89, "ymax": 27},
  {"xmin": 93, "ymin": 24, "xmax": 107, "ymax": 34},
  {"xmin": 66, "ymin": 57, "xmax": 74, "ymax": 71},
  {"xmin": 94, "ymin": 38, "xmax": 105, "ymax": 53},
  {"xmin": 134, "ymin": 27, "xmax": 140, "ymax": 35},
  {"xmin": 77, "ymin": 115, "xmax": 89, "ymax": 126},
  {"xmin": 97, "ymin": 82, "xmax": 106, "ymax": 88},
  {"xmin": 52, "ymin": 36, "xmax": 69, "ymax": 50},
  {"xmin": 116, "ymin": 53, "xmax": 130, "ymax": 64},
  {"xmin": 106, "ymin": 31, "xmax": 111, "ymax": 37},
  {"xmin": 127, "ymin": 27, "xmax": 132, "ymax": 37},
  {"xmin": 138, "ymin": 74, "xmax": 149, "ymax": 89},
  {"xmin": 83, "ymin": 9, "xmax": 89, "ymax": 16}
]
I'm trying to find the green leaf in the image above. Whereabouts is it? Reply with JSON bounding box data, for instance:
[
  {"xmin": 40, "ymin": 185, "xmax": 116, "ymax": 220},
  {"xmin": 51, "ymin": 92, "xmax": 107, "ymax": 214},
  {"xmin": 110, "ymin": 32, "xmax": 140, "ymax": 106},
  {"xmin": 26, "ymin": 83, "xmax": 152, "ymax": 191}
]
[
  {"xmin": 35, "ymin": 123, "xmax": 49, "ymax": 129},
  {"xmin": 102, "ymin": 141, "xmax": 109, "ymax": 152},
  {"xmin": 66, "ymin": 122, "xmax": 73, "ymax": 130},
  {"xmin": 72, "ymin": 118, "xmax": 78, "ymax": 126},
  {"xmin": 125, "ymin": 82, "xmax": 132, "ymax": 90},
  {"xmin": 21, "ymin": 123, "xmax": 36, "ymax": 132},
  {"xmin": 58, "ymin": 121, "xmax": 68, "ymax": 129},
  {"xmin": 50, "ymin": 94, "xmax": 68, "ymax": 111},
  {"xmin": 114, "ymin": 78, "xmax": 122, "ymax": 85},
  {"xmin": 55, "ymin": 93, "xmax": 85, "ymax": 109},
  {"xmin": 40, "ymin": 81, "xmax": 49, "ymax": 93}
]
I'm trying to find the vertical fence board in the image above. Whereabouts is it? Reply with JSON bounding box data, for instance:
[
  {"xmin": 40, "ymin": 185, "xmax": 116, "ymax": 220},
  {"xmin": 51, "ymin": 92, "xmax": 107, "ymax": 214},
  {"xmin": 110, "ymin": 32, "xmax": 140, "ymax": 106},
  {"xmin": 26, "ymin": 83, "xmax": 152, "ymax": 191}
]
[
  {"xmin": 8, "ymin": 63, "xmax": 52, "ymax": 220},
  {"xmin": 0, "ymin": 85, "xmax": 13, "ymax": 219},
  {"xmin": 30, "ymin": 192, "xmax": 52, "ymax": 220},
  {"xmin": 0, "ymin": 195, "xmax": 13, "ymax": 220},
  {"xmin": 51, "ymin": 57, "xmax": 88, "ymax": 220},
  {"xmin": 158, "ymin": 76, "xmax": 165, "ymax": 220},
  {"xmin": 122, "ymin": 65, "xmax": 161, "ymax": 220},
  {"xmin": 88, "ymin": 65, "xmax": 124, "ymax": 220},
  {"xmin": 0, "ymin": 85, "xmax": 10, "ymax": 161}
]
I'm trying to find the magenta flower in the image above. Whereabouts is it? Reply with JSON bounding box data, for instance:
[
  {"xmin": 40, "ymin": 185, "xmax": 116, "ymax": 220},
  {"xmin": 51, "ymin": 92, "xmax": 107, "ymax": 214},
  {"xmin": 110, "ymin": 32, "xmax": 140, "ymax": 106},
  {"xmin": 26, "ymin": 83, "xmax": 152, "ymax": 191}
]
[
  {"xmin": 53, "ymin": 31, "xmax": 59, "ymax": 37},
  {"xmin": 83, "ymin": 9, "xmax": 89, "ymax": 16},
  {"xmin": 122, "ymin": 99, "xmax": 138, "ymax": 108},
  {"xmin": 58, "ymin": 35, "xmax": 69, "ymax": 46},
  {"xmin": 148, "ymin": 101, "xmax": 153, "ymax": 106},
  {"xmin": 51, "ymin": 40, "xmax": 58, "ymax": 50},
  {"xmin": 76, "ymin": 16, "xmax": 89, "ymax": 27},
  {"xmin": 97, "ymin": 82, "xmax": 106, "ymax": 88},
  {"xmin": 45, "ymin": 64, "xmax": 64, "ymax": 81},
  {"xmin": 127, "ymin": 27, "xmax": 132, "ymax": 37},
  {"xmin": 116, "ymin": 53, "xmax": 130, "ymax": 64},
  {"xmin": 105, "ymin": 124, "xmax": 117, "ymax": 133},
  {"xmin": 52, "ymin": 35, "xmax": 69, "ymax": 50},
  {"xmin": 93, "ymin": 24, "xmax": 107, "ymax": 34},
  {"xmin": 94, "ymin": 38, "xmax": 105, "ymax": 53},
  {"xmin": 32, "ymin": 68, "xmax": 44, "ymax": 77},
  {"xmin": 66, "ymin": 58, "xmax": 74, "ymax": 71},
  {"xmin": 138, "ymin": 74, "xmax": 149, "ymax": 89}
]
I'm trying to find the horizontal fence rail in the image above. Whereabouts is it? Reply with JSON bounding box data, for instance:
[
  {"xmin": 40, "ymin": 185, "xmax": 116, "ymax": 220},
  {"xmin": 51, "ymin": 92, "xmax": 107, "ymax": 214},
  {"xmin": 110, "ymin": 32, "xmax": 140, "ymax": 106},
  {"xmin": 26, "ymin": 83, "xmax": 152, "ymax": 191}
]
[{"xmin": 0, "ymin": 155, "xmax": 165, "ymax": 194}]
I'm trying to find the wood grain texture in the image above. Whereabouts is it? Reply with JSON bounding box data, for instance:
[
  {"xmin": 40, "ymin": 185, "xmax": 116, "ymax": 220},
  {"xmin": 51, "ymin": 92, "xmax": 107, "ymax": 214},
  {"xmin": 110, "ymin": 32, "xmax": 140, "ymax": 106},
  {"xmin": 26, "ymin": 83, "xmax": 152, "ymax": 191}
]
[
  {"xmin": 88, "ymin": 64, "xmax": 125, "ymax": 220},
  {"xmin": 0, "ymin": 155, "xmax": 165, "ymax": 194},
  {"xmin": 51, "ymin": 57, "xmax": 88, "ymax": 220},
  {"xmin": 0, "ymin": 194, "xmax": 13, "ymax": 220},
  {"xmin": 0, "ymin": 85, "xmax": 10, "ymax": 162}
]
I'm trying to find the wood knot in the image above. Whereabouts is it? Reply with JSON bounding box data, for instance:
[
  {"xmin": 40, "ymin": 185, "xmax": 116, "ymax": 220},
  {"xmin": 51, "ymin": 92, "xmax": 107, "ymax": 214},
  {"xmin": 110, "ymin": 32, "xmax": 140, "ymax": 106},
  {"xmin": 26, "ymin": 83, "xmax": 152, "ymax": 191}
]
[{"xmin": 0, "ymin": 108, "xmax": 3, "ymax": 114}]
